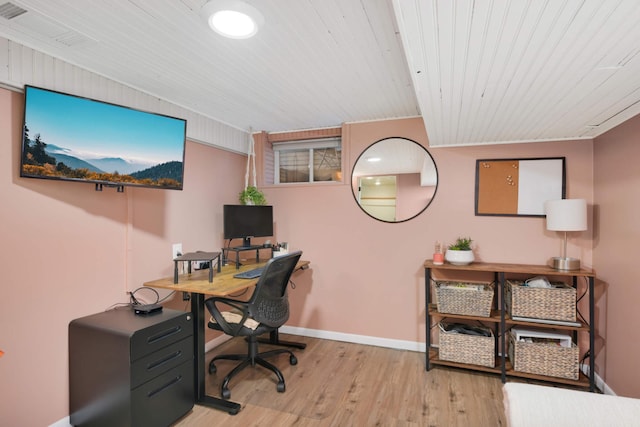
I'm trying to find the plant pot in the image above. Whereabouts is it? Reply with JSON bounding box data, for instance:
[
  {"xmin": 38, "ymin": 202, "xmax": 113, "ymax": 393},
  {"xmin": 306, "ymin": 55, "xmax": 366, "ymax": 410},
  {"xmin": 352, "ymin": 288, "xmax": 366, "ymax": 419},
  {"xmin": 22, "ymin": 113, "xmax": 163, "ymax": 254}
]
[{"xmin": 445, "ymin": 249, "xmax": 474, "ymax": 265}]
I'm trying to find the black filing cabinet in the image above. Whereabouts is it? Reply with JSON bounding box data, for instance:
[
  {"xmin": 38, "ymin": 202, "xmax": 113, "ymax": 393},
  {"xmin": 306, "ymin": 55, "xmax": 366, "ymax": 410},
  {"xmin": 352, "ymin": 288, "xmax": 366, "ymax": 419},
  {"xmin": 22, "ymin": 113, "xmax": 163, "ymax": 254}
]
[{"xmin": 69, "ymin": 307, "xmax": 194, "ymax": 427}]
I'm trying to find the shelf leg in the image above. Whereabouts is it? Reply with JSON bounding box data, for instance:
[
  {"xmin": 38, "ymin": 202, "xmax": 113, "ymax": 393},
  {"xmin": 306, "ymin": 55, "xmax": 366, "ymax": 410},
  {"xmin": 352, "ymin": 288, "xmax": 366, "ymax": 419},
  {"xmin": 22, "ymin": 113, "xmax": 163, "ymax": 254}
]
[
  {"xmin": 425, "ymin": 267, "xmax": 432, "ymax": 371},
  {"xmin": 589, "ymin": 276, "xmax": 595, "ymax": 392},
  {"xmin": 499, "ymin": 271, "xmax": 506, "ymax": 383}
]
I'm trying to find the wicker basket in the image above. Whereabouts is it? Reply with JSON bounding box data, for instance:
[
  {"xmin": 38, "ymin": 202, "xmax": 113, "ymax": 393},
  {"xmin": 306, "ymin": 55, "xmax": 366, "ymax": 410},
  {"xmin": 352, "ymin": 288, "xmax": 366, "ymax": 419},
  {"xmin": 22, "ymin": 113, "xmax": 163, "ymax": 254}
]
[
  {"xmin": 506, "ymin": 280, "xmax": 576, "ymax": 322},
  {"xmin": 508, "ymin": 332, "xmax": 579, "ymax": 380},
  {"xmin": 435, "ymin": 281, "xmax": 494, "ymax": 317},
  {"xmin": 438, "ymin": 323, "xmax": 495, "ymax": 367}
]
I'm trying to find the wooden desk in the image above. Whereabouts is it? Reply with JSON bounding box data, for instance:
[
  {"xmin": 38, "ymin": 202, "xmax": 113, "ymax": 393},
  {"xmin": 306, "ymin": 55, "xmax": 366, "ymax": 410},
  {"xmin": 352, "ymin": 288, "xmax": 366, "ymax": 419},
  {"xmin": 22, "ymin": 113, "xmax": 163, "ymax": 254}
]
[{"xmin": 144, "ymin": 259, "xmax": 310, "ymax": 414}]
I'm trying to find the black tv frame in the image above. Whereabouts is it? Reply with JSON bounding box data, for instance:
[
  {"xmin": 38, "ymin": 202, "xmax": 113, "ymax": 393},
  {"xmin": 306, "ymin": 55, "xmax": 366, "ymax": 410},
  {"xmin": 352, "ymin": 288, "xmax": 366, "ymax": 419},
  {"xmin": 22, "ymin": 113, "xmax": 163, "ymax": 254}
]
[
  {"xmin": 223, "ymin": 204, "xmax": 274, "ymax": 247},
  {"xmin": 20, "ymin": 85, "xmax": 187, "ymax": 192}
]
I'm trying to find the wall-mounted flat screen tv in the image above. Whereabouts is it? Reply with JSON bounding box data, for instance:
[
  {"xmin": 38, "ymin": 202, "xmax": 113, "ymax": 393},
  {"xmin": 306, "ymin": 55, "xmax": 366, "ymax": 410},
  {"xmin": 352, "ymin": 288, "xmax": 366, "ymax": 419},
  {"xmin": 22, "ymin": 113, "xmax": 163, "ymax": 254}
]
[{"xmin": 20, "ymin": 85, "xmax": 187, "ymax": 190}]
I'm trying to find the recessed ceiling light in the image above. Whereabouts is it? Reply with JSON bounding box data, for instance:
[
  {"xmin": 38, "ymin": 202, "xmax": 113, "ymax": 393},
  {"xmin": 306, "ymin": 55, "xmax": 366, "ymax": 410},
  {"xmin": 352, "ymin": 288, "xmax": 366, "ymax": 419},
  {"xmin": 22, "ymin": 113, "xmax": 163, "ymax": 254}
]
[{"xmin": 201, "ymin": 0, "xmax": 264, "ymax": 39}]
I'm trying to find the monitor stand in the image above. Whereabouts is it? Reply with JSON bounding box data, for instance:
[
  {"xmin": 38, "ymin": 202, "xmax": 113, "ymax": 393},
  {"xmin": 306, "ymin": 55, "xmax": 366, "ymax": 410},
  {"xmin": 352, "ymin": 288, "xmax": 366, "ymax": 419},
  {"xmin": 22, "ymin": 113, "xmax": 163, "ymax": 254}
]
[
  {"xmin": 221, "ymin": 245, "xmax": 274, "ymax": 270},
  {"xmin": 173, "ymin": 252, "xmax": 220, "ymax": 284}
]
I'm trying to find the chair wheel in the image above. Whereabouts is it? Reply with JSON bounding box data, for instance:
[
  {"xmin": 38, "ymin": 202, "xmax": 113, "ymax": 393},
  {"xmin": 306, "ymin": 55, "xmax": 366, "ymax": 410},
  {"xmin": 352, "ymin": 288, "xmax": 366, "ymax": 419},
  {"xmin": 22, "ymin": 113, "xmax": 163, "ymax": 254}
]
[
  {"xmin": 290, "ymin": 355, "xmax": 298, "ymax": 365},
  {"xmin": 208, "ymin": 361, "xmax": 217, "ymax": 374},
  {"xmin": 222, "ymin": 387, "xmax": 231, "ymax": 400},
  {"xmin": 277, "ymin": 381, "xmax": 286, "ymax": 393}
]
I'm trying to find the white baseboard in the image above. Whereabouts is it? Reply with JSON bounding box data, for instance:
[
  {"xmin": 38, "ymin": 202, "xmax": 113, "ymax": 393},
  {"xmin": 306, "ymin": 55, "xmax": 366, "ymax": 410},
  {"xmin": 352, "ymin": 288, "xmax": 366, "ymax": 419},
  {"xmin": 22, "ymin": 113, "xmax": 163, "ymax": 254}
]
[
  {"xmin": 581, "ymin": 363, "xmax": 614, "ymax": 395},
  {"xmin": 204, "ymin": 326, "xmax": 427, "ymax": 352},
  {"xmin": 205, "ymin": 327, "xmax": 429, "ymax": 354},
  {"xmin": 205, "ymin": 333, "xmax": 233, "ymax": 353},
  {"xmin": 279, "ymin": 325, "xmax": 428, "ymax": 352},
  {"xmin": 49, "ymin": 417, "xmax": 71, "ymax": 427}
]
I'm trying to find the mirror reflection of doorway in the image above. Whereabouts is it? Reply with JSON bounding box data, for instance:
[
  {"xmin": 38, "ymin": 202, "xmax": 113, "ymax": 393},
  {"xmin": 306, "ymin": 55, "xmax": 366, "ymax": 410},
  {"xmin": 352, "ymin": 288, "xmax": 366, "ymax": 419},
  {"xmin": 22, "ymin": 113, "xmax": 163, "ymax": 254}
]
[
  {"xmin": 358, "ymin": 175, "xmax": 397, "ymax": 222},
  {"xmin": 351, "ymin": 137, "xmax": 438, "ymax": 223}
]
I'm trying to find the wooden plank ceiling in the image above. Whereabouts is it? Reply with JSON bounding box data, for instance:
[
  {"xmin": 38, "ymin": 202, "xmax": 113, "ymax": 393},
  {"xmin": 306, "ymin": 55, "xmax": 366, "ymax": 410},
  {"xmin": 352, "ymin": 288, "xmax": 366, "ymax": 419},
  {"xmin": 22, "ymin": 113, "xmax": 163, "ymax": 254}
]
[
  {"xmin": 395, "ymin": 0, "xmax": 640, "ymax": 146},
  {"xmin": 1, "ymin": 0, "xmax": 639, "ymax": 147}
]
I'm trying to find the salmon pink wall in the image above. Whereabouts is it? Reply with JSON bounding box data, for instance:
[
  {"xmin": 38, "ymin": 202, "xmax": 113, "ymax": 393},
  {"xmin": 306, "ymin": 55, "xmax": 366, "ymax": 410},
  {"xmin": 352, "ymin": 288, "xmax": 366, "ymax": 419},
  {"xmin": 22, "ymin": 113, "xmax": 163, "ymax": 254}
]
[
  {"xmin": 3, "ymin": 84, "xmax": 630, "ymax": 425},
  {"xmin": 0, "ymin": 88, "xmax": 246, "ymax": 426},
  {"xmin": 593, "ymin": 113, "xmax": 640, "ymax": 397},
  {"xmin": 261, "ymin": 116, "xmax": 597, "ymax": 380}
]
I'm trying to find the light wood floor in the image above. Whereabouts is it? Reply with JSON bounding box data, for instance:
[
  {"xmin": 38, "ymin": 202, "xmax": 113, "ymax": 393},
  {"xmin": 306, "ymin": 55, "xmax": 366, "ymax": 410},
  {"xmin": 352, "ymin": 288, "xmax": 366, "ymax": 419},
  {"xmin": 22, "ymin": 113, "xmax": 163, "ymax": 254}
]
[{"xmin": 173, "ymin": 335, "xmax": 507, "ymax": 426}]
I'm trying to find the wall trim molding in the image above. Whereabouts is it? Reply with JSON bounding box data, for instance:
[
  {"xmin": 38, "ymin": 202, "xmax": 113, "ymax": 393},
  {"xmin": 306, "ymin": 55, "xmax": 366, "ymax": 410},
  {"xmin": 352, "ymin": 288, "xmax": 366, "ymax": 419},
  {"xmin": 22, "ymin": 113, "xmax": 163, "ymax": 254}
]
[
  {"xmin": 581, "ymin": 363, "xmax": 614, "ymax": 395},
  {"xmin": 280, "ymin": 325, "xmax": 426, "ymax": 352},
  {"xmin": 205, "ymin": 333, "xmax": 234, "ymax": 353}
]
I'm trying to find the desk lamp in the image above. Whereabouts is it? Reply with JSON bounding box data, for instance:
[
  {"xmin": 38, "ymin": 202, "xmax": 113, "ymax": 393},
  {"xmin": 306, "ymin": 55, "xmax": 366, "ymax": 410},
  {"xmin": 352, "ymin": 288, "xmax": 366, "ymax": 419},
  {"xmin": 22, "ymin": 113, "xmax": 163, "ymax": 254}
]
[{"xmin": 544, "ymin": 199, "xmax": 587, "ymax": 270}]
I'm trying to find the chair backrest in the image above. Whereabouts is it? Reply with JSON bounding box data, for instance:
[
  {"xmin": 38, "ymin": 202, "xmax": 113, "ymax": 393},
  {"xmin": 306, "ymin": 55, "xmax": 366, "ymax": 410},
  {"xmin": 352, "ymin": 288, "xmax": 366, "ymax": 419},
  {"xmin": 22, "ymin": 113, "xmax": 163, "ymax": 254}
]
[{"xmin": 248, "ymin": 250, "xmax": 302, "ymax": 328}]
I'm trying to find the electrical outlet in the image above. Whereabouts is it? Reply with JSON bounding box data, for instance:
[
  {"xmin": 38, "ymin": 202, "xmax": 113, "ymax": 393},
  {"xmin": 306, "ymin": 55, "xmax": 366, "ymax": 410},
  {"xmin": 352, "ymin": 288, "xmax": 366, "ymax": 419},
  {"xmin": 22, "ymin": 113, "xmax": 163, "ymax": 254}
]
[{"xmin": 172, "ymin": 243, "xmax": 182, "ymax": 259}]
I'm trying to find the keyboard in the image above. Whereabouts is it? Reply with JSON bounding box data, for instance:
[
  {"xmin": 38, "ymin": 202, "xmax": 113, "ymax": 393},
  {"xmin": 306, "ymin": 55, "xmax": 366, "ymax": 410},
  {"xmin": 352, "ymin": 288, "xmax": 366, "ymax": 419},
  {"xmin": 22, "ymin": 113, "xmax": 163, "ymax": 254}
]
[{"xmin": 233, "ymin": 267, "xmax": 265, "ymax": 279}]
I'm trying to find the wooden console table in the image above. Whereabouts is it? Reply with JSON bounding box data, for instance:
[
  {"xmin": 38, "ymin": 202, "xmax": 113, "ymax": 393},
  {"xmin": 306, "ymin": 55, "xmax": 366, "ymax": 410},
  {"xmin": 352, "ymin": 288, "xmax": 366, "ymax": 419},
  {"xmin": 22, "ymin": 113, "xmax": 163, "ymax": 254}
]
[{"xmin": 424, "ymin": 260, "xmax": 596, "ymax": 391}]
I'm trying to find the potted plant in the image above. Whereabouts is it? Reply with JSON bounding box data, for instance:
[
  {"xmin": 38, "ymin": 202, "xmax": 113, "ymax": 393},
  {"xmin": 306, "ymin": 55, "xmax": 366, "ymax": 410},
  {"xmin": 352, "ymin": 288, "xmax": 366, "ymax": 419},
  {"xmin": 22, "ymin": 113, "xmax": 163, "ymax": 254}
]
[
  {"xmin": 239, "ymin": 186, "xmax": 267, "ymax": 205},
  {"xmin": 445, "ymin": 237, "xmax": 475, "ymax": 265}
]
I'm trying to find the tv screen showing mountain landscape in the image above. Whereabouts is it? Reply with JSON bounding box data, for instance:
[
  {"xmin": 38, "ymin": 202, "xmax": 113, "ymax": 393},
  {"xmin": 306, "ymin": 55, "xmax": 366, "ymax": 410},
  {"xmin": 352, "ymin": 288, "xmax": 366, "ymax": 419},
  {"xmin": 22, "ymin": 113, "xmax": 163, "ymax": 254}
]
[{"xmin": 21, "ymin": 85, "xmax": 186, "ymax": 190}]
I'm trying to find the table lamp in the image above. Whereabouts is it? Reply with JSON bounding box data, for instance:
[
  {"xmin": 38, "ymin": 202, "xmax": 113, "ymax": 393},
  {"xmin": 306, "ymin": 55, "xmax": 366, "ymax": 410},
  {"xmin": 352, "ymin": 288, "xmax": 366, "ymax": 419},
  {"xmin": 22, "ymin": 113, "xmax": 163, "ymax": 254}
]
[{"xmin": 544, "ymin": 199, "xmax": 587, "ymax": 270}]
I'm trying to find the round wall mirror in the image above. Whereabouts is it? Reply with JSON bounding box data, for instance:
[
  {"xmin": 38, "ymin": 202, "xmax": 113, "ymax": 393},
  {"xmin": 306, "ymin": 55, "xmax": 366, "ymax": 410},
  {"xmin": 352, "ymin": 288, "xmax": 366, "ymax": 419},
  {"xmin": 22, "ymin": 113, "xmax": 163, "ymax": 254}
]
[{"xmin": 351, "ymin": 137, "xmax": 438, "ymax": 222}]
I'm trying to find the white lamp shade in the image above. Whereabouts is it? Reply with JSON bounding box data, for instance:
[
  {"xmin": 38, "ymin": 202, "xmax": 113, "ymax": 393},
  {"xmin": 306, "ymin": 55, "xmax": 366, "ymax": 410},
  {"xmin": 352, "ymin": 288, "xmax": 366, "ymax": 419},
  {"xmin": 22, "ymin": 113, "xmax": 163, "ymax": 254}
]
[{"xmin": 545, "ymin": 199, "xmax": 587, "ymax": 231}]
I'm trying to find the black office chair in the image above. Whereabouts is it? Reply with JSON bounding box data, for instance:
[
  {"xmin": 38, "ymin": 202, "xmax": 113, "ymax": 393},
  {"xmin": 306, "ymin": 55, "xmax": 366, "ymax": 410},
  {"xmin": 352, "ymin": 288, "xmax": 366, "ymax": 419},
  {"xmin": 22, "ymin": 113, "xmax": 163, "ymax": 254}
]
[{"xmin": 205, "ymin": 250, "xmax": 302, "ymax": 399}]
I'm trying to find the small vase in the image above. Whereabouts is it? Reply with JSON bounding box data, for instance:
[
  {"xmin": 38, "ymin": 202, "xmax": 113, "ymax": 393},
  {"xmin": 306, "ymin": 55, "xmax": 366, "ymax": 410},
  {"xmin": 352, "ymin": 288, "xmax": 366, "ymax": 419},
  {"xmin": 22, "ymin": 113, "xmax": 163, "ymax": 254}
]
[
  {"xmin": 445, "ymin": 249, "xmax": 474, "ymax": 265},
  {"xmin": 433, "ymin": 252, "xmax": 444, "ymax": 265}
]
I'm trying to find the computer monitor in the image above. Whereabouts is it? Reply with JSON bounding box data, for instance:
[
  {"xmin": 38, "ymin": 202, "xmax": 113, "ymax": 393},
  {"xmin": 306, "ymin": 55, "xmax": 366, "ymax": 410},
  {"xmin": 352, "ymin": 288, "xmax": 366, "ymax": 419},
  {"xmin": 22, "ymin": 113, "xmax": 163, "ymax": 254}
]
[{"xmin": 223, "ymin": 205, "xmax": 274, "ymax": 247}]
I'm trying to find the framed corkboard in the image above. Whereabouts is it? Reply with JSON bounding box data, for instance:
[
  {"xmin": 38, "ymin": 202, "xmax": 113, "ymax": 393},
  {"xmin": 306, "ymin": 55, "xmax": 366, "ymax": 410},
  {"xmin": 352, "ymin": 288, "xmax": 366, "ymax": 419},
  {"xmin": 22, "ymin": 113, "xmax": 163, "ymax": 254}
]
[{"xmin": 475, "ymin": 157, "xmax": 565, "ymax": 216}]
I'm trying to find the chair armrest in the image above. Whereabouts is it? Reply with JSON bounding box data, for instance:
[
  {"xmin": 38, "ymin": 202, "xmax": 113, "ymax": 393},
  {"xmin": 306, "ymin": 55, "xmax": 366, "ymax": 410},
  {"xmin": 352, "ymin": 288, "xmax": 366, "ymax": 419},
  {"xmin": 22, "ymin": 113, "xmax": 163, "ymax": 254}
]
[{"xmin": 205, "ymin": 296, "xmax": 251, "ymax": 336}]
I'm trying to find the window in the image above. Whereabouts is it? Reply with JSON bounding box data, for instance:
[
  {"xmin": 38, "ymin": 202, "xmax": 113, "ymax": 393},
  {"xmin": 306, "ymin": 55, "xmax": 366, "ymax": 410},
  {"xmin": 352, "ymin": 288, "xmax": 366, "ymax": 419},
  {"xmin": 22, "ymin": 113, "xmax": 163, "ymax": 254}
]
[{"xmin": 273, "ymin": 138, "xmax": 342, "ymax": 184}]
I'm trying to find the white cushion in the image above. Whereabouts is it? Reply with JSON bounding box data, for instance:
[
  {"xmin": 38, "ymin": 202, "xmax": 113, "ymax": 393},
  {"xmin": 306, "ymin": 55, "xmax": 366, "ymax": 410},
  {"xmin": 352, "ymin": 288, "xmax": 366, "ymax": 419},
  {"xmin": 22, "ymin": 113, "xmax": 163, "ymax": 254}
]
[
  {"xmin": 503, "ymin": 383, "xmax": 640, "ymax": 427},
  {"xmin": 210, "ymin": 311, "xmax": 260, "ymax": 330}
]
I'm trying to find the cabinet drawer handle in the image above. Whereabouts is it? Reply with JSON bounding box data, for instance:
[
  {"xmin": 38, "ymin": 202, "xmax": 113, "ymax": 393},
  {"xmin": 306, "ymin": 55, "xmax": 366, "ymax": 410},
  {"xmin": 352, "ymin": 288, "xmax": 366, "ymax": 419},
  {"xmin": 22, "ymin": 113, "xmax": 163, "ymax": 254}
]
[
  {"xmin": 147, "ymin": 351, "xmax": 183, "ymax": 371},
  {"xmin": 147, "ymin": 326, "xmax": 182, "ymax": 344},
  {"xmin": 147, "ymin": 375, "xmax": 182, "ymax": 398}
]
